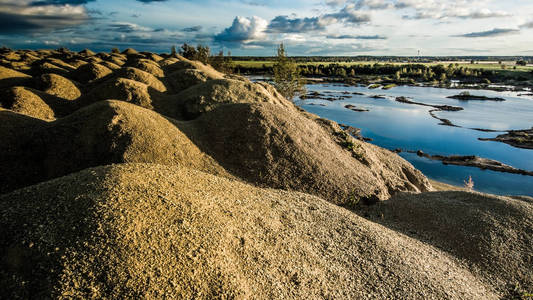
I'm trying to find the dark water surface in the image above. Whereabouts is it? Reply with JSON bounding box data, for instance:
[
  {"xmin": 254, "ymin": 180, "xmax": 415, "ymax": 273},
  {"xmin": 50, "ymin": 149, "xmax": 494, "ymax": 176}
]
[{"xmin": 295, "ymin": 83, "xmax": 533, "ymax": 196}]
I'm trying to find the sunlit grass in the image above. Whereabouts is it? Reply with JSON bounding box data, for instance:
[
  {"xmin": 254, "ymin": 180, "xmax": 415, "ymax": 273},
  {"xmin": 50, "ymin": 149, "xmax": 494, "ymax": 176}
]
[{"xmin": 233, "ymin": 60, "xmax": 533, "ymax": 72}]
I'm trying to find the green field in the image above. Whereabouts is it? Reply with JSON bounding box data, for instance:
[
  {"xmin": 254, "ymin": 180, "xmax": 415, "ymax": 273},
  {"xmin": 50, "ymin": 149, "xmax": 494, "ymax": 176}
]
[
  {"xmin": 234, "ymin": 60, "xmax": 533, "ymax": 71},
  {"xmin": 233, "ymin": 60, "xmax": 533, "ymax": 81}
]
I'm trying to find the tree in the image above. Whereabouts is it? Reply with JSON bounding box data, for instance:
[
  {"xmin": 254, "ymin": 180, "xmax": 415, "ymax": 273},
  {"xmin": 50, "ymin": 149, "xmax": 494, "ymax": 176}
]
[
  {"xmin": 209, "ymin": 50, "xmax": 234, "ymax": 74},
  {"xmin": 195, "ymin": 44, "xmax": 210, "ymax": 64},
  {"xmin": 178, "ymin": 43, "xmax": 210, "ymax": 64},
  {"xmin": 272, "ymin": 43, "xmax": 305, "ymax": 100}
]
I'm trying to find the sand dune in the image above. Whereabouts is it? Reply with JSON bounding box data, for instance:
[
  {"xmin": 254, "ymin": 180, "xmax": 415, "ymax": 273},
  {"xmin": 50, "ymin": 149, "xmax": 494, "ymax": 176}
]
[
  {"xmin": 0, "ymin": 164, "xmax": 497, "ymax": 299},
  {"xmin": 0, "ymin": 48, "xmax": 530, "ymax": 298},
  {"xmin": 362, "ymin": 190, "xmax": 533, "ymax": 294}
]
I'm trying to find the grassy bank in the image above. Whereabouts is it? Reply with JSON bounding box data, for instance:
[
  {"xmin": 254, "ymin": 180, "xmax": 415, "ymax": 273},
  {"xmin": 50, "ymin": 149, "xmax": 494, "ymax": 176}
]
[{"xmin": 233, "ymin": 60, "xmax": 533, "ymax": 86}]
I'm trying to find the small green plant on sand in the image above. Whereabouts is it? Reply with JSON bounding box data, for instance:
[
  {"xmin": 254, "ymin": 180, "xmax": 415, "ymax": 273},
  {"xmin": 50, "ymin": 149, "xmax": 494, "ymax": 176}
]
[
  {"xmin": 504, "ymin": 282, "xmax": 533, "ymax": 300},
  {"xmin": 342, "ymin": 140, "xmax": 356, "ymax": 150},
  {"xmin": 337, "ymin": 131, "xmax": 367, "ymax": 163},
  {"xmin": 345, "ymin": 190, "xmax": 360, "ymax": 209}
]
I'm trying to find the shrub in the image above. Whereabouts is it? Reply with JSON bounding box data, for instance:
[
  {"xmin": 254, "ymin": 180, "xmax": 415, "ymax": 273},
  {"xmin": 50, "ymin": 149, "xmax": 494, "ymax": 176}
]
[{"xmin": 463, "ymin": 175, "xmax": 474, "ymax": 190}]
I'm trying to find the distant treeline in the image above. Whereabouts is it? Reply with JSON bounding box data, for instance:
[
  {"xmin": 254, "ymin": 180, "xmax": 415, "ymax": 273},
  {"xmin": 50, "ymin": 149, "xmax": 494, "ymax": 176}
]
[
  {"xmin": 231, "ymin": 56, "xmax": 533, "ymax": 63},
  {"xmin": 235, "ymin": 63, "xmax": 532, "ymax": 84}
]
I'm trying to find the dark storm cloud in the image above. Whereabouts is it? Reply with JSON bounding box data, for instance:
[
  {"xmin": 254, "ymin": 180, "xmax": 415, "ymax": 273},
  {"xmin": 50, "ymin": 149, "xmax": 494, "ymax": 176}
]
[
  {"xmin": 266, "ymin": 4, "xmax": 370, "ymax": 34},
  {"xmin": 0, "ymin": 11, "xmax": 89, "ymax": 34},
  {"xmin": 29, "ymin": 0, "xmax": 95, "ymax": 5},
  {"xmin": 455, "ymin": 28, "xmax": 519, "ymax": 38},
  {"xmin": 136, "ymin": 0, "xmax": 169, "ymax": 3},
  {"xmin": 327, "ymin": 34, "xmax": 387, "ymax": 40},
  {"xmin": 0, "ymin": 0, "xmax": 90, "ymax": 35},
  {"xmin": 323, "ymin": 4, "xmax": 371, "ymax": 24},
  {"xmin": 183, "ymin": 25, "xmax": 203, "ymax": 32},
  {"xmin": 266, "ymin": 16, "xmax": 327, "ymax": 33}
]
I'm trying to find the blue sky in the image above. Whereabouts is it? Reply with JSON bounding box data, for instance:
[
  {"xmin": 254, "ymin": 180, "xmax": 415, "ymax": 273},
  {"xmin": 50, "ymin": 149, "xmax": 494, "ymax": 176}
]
[{"xmin": 0, "ymin": 0, "xmax": 532, "ymax": 56}]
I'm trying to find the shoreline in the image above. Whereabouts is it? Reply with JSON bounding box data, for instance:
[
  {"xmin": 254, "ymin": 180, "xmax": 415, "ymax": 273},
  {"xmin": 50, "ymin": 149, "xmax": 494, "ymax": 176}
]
[{"xmin": 251, "ymin": 75, "xmax": 533, "ymax": 93}]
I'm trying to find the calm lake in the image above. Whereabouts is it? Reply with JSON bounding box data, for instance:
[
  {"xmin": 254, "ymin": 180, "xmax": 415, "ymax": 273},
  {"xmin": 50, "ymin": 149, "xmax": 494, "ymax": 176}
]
[{"xmin": 295, "ymin": 83, "xmax": 533, "ymax": 196}]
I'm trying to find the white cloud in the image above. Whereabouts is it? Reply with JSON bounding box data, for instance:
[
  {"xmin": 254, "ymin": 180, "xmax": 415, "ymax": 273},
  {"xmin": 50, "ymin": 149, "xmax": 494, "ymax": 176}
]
[
  {"xmin": 397, "ymin": 0, "xmax": 512, "ymax": 20},
  {"xmin": 214, "ymin": 16, "xmax": 267, "ymax": 43}
]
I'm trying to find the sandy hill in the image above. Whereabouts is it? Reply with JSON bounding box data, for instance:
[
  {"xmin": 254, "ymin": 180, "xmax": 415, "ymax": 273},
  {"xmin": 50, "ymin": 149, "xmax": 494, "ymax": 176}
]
[
  {"xmin": 0, "ymin": 49, "xmax": 431, "ymax": 204},
  {"xmin": 0, "ymin": 48, "xmax": 531, "ymax": 299},
  {"xmin": 0, "ymin": 164, "xmax": 498, "ymax": 299},
  {"xmin": 362, "ymin": 190, "xmax": 533, "ymax": 295},
  {"xmin": 178, "ymin": 102, "xmax": 431, "ymax": 205},
  {"xmin": 0, "ymin": 100, "xmax": 229, "ymax": 194}
]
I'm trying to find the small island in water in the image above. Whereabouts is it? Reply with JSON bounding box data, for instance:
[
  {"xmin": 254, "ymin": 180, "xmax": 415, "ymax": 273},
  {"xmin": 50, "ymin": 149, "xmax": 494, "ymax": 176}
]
[{"xmin": 447, "ymin": 91, "xmax": 506, "ymax": 101}]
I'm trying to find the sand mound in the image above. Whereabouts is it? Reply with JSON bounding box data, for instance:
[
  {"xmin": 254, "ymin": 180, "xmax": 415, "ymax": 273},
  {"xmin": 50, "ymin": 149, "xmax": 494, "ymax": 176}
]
[
  {"xmin": 1, "ymin": 86, "xmax": 74, "ymax": 119},
  {"xmin": 67, "ymin": 59, "xmax": 88, "ymax": 68},
  {"xmin": 122, "ymin": 48, "xmax": 139, "ymax": 55},
  {"xmin": 0, "ymin": 110, "xmax": 49, "ymax": 192},
  {"xmin": 0, "ymin": 163, "xmax": 496, "ymax": 299},
  {"xmin": 43, "ymin": 58, "xmax": 76, "ymax": 71},
  {"xmin": 164, "ymin": 68, "xmax": 224, "ymax": 94},
  {"xmin": 2, "ymin": 61, "xmax": 33, "ymax": 73},
  {"xmin": 158, "ymin": 57, "xmax": 180, "ymax": 67},
  {"xmin": 162, "ymin": 58, "xmax": 222, "ymax": 76},
  {"xmin": 86, "ymin": 56, "xmax": 104, "ymax": 64},
  {"xmin": 37, "ymin": 62, "xmax": 70, "ymax": 77},
  {"xmin": 0, "ymin": 66, "xmax": 31, "ymax": 89},
  {"xmin": 22, "ymin": 52, "xmax": 41, "ymax": 62},
  {"xmin": 179, "ymin": 103, "xmax": 431, "ymax": 204},
  {"xmin": 0, "ymin": 101, "xmax": 228, "ymax": 193},
  {"xmin": 78, "ymin": 49, "xmax": 95, "ymax": 56},
  {"xmin": 84, "ymin": 77, "xmax": 153, "ymax": 109},
  {"xmin": 37, "ymin": 73, "xmax": 81, "ymax": 100},
  {"xmin": 117, "ymin": 67, "xmax": 167, "ymax": 92},
  {"xmin": 129, "ymin": 59, "xmax": 164, "ymax": 77},
  {"xmin": 96, "ymin": 52, "xmax": 110, "ymax": 60},
  {"xmin": 144, "ymin": 52, "xmax": 164, "ymax": 62},
  {"xmin": 108, "ymin": 54, "xmax": 127, "ymax": 65},
  {"xmin": 2, "ymin": 51, "xmax": 21, "ymax": 61},
  {"xmin": 100, "ymin": 60, "xmax": 122, "ymax": 70},
  {"xmin": 0, "ymin": 86, "xmax": 56, "ymax": 120},
  {"xmin": 160, "ymin": 79, "xmax": 291, "ymax": 120},
  {"xmin": 362, "ymin": 191, "xmax": 533, "ymax": 294},
  {"xmin": 109, "ymin": 57, "xmax": 126, "ymax": 67},
  {"xmin": 74, "ymin": 63, "xmax": 113, "ymax": 83}
]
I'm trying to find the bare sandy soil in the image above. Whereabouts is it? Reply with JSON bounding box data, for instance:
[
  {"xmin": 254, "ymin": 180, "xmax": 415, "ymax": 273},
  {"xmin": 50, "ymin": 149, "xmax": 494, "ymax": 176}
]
[{"xmin": 0, "ymin": 48, "xmax": 531, "ymax": 299}]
